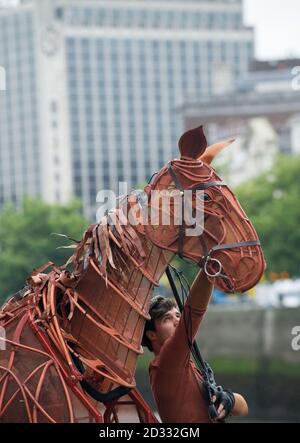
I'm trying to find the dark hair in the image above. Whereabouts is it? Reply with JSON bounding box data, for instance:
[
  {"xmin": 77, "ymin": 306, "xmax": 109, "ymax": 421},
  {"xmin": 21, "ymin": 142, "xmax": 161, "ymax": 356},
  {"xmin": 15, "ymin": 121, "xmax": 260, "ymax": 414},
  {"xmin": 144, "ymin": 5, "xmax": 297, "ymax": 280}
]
[{"xmin": 142, "ymin": 295, "xmax": 178, "ymax": 352}]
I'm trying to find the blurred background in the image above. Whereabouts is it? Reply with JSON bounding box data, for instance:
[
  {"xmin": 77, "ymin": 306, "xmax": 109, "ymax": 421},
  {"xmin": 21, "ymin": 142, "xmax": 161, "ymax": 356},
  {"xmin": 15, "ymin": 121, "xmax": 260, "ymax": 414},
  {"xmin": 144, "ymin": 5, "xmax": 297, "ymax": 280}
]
[{"xmin": 0, "ymin": 0, "xmax": 299, "ymax": 422}]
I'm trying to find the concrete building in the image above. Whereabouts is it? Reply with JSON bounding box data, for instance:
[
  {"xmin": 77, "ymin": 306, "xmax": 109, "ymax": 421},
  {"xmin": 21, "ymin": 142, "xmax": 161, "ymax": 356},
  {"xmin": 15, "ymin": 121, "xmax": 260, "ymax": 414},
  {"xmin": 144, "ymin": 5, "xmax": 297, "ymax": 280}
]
[
  {"xmin": 0, "ymin": 0, "xmax": 72, "ymax": 209},
  {"xmin": 181, "ymin": 58, "xmax": 300, "ymax": 186},
  {"xmin": 0, "ymin": 0, "xmax": 255, "ymax": 218}
]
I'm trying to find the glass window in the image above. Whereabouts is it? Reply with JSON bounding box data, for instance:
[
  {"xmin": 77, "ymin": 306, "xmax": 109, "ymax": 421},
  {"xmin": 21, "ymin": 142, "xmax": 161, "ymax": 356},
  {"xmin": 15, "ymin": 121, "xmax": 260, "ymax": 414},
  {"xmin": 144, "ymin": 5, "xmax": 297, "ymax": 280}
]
[
  {"xmin": 247, "ymin": 42, "xmax": 254, "ymax": 58},
  {"xmin": 83, "ymin": 8, "xmax": 93, "ymax": 26},
  {"xmin": 83, "ymin": 52, "xmax": 91, "ymax": 63},
  {"xmin": 103, "ymin": 177, "xmax": 110, "ymax": 188},
  {"xmin": 96, "ymin": 10, "xmax": 106, "ymax": 26},
  {"xmin": 84, "ymin": 79, "xmax": 91, "ymax": 88},
  {"xmin": 87, "ymin": 134, "xmax": 94, "ymax": 143},
  {"xmin": 50, "ymin": 101, "xmax": 58, "ymax": 113},
  {"xmin": 55, "ymin": 8, "xmax": 64, "ymax": 20},
  {"xmin": 81, "ymin": 38, "xmax": 89, "ymax": 50}
]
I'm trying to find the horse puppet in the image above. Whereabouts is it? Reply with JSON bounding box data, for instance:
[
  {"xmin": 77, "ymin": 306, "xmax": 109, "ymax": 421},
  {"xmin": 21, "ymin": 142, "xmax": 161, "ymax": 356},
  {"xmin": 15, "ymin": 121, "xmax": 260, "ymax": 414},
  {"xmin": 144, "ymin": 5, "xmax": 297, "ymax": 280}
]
[{"xmin": 0, "ymin": 126, "xmax": 265, "ymax": 423}]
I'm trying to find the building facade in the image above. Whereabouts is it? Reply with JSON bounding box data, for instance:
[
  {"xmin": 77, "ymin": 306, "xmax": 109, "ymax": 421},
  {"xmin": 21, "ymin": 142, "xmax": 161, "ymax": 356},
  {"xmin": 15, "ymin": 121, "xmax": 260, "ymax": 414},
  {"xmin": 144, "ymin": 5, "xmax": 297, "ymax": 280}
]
[
  {"xmin": 0, "ymin": 1, "xmax": 41, "ymax": 208},
  {"xmin": 181, "ymin": 58, "xmax": 300, "ymax": 186},
  {"xmin": 0, "ymin": 0, "xmax": 254, "ymax": 219}
]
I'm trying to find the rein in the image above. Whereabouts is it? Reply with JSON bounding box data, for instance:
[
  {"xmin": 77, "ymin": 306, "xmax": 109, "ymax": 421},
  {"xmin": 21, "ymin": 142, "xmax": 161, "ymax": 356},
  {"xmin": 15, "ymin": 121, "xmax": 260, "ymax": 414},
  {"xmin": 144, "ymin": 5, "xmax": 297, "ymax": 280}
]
[
  {"xmin": 168, "ymin": 163, "xmax": 261, "ymax": 289},
  {"xmin": 165, "ymin": 265, "xmax": 222, "ymax": 421}
]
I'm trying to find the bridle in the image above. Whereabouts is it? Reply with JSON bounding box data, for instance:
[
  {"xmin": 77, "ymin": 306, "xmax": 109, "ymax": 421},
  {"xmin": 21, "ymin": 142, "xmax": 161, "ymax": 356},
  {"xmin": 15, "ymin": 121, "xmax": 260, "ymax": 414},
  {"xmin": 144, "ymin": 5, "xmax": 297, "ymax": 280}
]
[{"xmin": 167, "ymin": 163, "xmax": 260, "ymax": 284}]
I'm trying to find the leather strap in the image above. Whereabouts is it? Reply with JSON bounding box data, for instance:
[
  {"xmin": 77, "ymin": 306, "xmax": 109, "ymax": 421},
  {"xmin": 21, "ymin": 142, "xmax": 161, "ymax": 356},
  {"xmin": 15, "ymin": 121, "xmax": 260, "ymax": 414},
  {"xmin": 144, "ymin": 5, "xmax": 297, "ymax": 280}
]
[{"xmin": 167, "ymin": 163, "xmax": 261, "ymax": 266}]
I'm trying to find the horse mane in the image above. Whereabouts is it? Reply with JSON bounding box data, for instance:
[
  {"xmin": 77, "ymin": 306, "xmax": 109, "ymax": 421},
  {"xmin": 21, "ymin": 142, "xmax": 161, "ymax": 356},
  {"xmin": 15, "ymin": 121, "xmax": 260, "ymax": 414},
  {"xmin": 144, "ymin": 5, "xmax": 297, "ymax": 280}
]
[
  {"xmin": 66, "ymin": 157, "xmax": 215, "ymax": 284},
  {"xmin": 66, "ymin": 192, "xmax": 152, "ymax": 285}
]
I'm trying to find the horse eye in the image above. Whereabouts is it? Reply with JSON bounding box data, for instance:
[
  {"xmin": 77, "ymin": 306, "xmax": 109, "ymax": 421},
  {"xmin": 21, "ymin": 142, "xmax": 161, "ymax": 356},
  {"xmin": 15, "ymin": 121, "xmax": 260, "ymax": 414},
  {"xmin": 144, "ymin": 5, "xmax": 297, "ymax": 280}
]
[{"xmin": 199, "ymin": 193, "xmax": 211, "ymax": 202}]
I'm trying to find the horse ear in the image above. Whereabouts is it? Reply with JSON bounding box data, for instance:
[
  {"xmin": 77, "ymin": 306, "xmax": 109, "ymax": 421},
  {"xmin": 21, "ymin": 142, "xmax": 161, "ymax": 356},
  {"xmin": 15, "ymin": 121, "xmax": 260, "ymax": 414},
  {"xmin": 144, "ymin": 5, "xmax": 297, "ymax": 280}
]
[
  {"xmin": 199, "ymin": 138, "xmax": 236, "ymax": 164},
  {"xmin": 178, "ymin": 126, "xmax": 207, "ymax": 159}
]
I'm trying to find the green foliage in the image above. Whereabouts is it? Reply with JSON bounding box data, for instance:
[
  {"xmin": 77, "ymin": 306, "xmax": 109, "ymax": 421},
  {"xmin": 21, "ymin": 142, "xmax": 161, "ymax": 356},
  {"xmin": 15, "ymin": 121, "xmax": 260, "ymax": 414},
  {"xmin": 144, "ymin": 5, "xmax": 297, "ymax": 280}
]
[
  {"xmin": 235, "ymin": 154, "xmax": 300, "ymax": 277},
  {"xmin": 0, "ymin": 197, "xmax": 88, "ymax": 304},
  {"xmin": 170, "ymin": 256, "xmax": 199, "ymax": 286}
]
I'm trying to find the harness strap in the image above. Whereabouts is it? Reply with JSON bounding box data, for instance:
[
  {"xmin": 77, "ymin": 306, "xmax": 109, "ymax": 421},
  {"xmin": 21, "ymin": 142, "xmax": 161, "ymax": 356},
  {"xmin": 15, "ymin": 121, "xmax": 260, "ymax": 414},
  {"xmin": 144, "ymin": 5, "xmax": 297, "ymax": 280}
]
[
  {"xmin": 167, "ymin": 164, "xmax": 261, "ymax": 276},
  {"xmin": 168, "ymin": 164, "xmax": 227, "ymax": 258},
  {"xmin": 208, "ymin": 240, "xmax": 260, "ymax": 255},
  {"xmin": 71, "ymin": 353, "xmax": 131, "ymax": 404},
  {"xmin": 168, "ymin": 163, "xmax": 227, "ymax": 192},
  {"xmin": 190, "ymin": 181, "xmax": 226, "ymax": 190}
]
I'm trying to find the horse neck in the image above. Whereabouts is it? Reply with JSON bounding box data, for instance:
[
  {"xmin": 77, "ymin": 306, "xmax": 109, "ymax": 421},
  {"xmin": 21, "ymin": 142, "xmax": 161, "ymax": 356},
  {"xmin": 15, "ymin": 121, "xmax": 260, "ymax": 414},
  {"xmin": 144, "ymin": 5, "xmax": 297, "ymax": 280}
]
[
  {"xmin": 68, "ymin": 226, "xmax": 174, "ymax": 388},
  {"xmin": 104, "ymin": 232, "xmax": 174, "ymax": 309},
  {"xmin": 91, "ymin": 194, "xmax": 175, "ymax": 302}
]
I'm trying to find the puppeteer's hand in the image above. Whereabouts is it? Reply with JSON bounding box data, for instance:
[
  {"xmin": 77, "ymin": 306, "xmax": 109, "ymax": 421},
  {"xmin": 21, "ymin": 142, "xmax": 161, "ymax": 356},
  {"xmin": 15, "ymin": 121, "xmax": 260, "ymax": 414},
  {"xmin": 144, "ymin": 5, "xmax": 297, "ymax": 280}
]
[{"xmin": 212, "ymin": 389, "xmax": 235, "ymax": 420}]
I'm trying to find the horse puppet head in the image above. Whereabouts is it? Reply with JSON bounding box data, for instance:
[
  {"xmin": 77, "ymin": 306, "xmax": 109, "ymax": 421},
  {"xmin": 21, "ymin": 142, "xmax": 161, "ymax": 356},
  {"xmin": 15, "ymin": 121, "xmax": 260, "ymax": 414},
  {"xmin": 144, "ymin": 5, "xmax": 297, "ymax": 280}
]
[{"xmin": 135, "ymin": 126, "xmax": 266, "ymax": 293}]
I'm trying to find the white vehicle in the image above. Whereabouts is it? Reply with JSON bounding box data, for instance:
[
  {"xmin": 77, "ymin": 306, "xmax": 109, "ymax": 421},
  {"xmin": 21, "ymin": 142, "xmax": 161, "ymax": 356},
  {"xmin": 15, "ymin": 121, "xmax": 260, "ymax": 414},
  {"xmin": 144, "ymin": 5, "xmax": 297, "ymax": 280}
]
[{"xmin": 255, "ymin": 279, "xmax": 300, "ymax": 308}]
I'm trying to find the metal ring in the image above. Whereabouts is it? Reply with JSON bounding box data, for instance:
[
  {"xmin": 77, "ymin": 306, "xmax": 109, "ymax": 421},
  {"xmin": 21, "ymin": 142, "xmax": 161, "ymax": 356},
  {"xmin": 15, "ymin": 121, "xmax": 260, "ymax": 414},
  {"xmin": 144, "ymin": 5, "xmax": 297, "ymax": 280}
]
[{"xmin": 204, "ymin": 257, "xmax": 223, "ymax": 278}]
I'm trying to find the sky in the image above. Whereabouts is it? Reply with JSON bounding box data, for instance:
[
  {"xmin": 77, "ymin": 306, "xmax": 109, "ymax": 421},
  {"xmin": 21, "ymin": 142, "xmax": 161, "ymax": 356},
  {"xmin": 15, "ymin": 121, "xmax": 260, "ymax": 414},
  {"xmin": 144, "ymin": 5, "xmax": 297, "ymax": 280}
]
[{"xmin": 244, "ymin": 0, "xmax": 300, "ymax": 60}]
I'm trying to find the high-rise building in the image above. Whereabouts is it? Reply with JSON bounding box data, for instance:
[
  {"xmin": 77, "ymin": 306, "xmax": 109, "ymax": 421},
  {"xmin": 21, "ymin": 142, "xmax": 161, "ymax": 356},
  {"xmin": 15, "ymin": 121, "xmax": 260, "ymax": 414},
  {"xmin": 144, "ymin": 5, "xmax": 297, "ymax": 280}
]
[
  {"xmin": 0, "ymin": 0, "xmax": 254, "ymax": 219},
  {"xmin": 0, "ymin": 0, "xmax": 42, "ymax": 208},
  {"xmin": 0, "ymin": 0, "xmax": 72, "ymax": 209}
]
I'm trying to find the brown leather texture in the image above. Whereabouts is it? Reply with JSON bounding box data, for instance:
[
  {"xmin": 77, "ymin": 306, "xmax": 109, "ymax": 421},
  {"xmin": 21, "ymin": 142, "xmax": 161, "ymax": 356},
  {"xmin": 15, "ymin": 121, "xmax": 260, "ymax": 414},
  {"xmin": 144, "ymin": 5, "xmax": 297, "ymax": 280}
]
[
  {"xmin": 0, "ymin": 284, "xmax": 157, "ymax": 423},
  {"xmin": 0, "ymin": 128, "xmax": 265, "ymax": 422},
  {"xmin": 143, "ymin": 158, "xmax": 266, "ymax": 292}
]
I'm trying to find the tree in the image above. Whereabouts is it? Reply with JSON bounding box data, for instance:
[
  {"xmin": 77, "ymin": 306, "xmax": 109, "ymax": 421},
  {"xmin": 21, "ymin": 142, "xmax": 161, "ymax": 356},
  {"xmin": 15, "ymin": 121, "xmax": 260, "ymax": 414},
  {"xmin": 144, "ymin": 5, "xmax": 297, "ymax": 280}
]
[
  {"xmin": 235, "ymin": 154, "xmax": 300, "ymax": 278},
  {"xmin": 0, "ymin": 198, "xmax": 88, "ymax": 304}
]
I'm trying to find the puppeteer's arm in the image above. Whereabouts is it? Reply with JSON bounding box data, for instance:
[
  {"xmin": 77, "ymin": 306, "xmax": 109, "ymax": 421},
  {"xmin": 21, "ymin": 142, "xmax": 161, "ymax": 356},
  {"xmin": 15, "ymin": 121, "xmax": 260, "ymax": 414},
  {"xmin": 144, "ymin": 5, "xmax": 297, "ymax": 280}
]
[
  {"xmin": 186, "ymin": 272, "xmax": 249, "ymax": 419},
  {"xmin": 187, "ymin": 269, "xmax": 213, "ymax": 313},
  {"xmin": 158, "ymin": 269, "xmax": 213, "ymax": 366}
]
